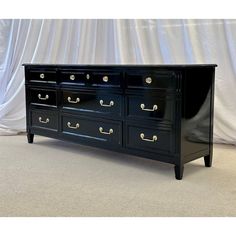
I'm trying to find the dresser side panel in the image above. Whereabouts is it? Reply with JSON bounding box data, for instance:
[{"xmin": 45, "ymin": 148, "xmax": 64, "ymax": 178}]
[{"xmin": 181, "ymin": 67, "xmax": 215, "ymax": 163}]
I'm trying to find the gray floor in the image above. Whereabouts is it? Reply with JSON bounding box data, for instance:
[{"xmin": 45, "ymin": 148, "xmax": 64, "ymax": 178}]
[{"xmin": 0, "ymin": 135, "xmax": 236, "ymax": 216}]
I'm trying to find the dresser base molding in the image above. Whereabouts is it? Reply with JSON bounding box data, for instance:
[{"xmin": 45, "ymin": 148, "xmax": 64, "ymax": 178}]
[{"xmin": 23, "ymin": 64, "xmax": 217, "ymax": 180}]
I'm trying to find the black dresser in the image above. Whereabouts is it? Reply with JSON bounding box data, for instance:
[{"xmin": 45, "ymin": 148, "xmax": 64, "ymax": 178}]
[{"xmin": 23, "ymin": 64, "xmax": 217, "ymax": 179}]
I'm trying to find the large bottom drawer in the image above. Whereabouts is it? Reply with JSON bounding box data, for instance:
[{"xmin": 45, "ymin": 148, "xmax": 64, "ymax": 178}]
[
  {"xmin": 125, "ymin": 123, "xmax": 175, "ymax": 154},
  {"xmin": 62, "ymin": 115, "xmax": 122, "ymax": 146}
]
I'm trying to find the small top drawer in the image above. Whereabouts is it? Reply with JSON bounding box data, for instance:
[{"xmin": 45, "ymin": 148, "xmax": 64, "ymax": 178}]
[
  {"xmin": 59, "ymin": 70, "xmax": 121, "ymax": 88},
  {"xmin": 92, "ymin": 72, "xmax": 121, "ymax": 87},
  {"xmin": 126, "ymin": 70, "xmax": 176, "ymax": 90},
  {"xmin": 60, "ymin": 70, "xmax": 89, "ymax": 85},
  {"xmin": 28, "ymin": 69, "xmax": 57, "ymax": 84}
]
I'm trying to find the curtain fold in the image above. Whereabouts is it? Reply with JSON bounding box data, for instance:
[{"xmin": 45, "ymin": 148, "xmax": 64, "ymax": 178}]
[{"xmin": 0, "ymin": 19, "xmax": 235, "ymax": 144}]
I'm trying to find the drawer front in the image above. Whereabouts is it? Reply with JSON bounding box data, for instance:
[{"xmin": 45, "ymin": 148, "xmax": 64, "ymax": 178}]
[
  {"xmin": 28, "ymin": 69, "xmax": 57, "ymax": 83},
  {"xmin": 62, "ymin": 115, "xmax": 122, "ymax": 146},
  {"xmin": 60, "ymin": 70, "xmax": 121, "ymax": 88},
  {"xmin": 92, "ymin": 72, "xmax": 121, "ymax": 87},
  {"xmin": 126, "ymin": 124, "xmax": 174, "ymax": 154},
  {"xmin": 126, "ymin": 70, "xmax": 176, "ymax": 90},
  {"xmin": 30, "ymin": 88, "xmax": 57, "ymax": 106},
  {"xmin": 31, "ymin": 110, "xmax": 58, "ymax": 131},
  {"xmin": 126, "ymin": 94, "xmax": 174, "ymax": 123},
  {"xmin": 62, "ymin": 90, "xmax": 122, "ymax": 117},
  {"xmin": 60, "ymin": 70, "xmax": 89, "ymax": 85}
]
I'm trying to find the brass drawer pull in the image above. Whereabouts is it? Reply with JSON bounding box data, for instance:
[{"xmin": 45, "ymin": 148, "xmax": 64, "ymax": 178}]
[
  {"xmin": 67, "ymin": 97, "xmax": 80, "ymax": 104},
  {"xmin": 103, "ymin": 76, "xmax": 109, "ymax": 82},
  {"xmin": 99, "ymin": 127, "xmax": 113, "ymax": 135},
  {"xmin": 67, "ymin": 122, "xmax": 80, "ymax": 129},
  {"xmin": 40, "ymin": 73, "xmax": 45, "ymax": 79},
  {"xmin": 39, "ymin": 117, "xmax": 50, "ymax": 124},
  {"xmin": 140, "ymin": 133, "xmax": 158, "ymax": 142},
  {"xmin": 140, "ymin": 104, "xmax": 158, "ymax": 111},
  {"xmin": 70, "ymin": 75, "xmax": 75, "ymax": 80},
  {"xmin": 38, "ymin": 94, "xmax": 49, "ymax": 100},
  {"xmin": 99, "ymin": 100, "xmax": 114, "ymax": 107},
  {"xmin": 145, "ymin": 77, "xmax": 152, "ymax": 84}
]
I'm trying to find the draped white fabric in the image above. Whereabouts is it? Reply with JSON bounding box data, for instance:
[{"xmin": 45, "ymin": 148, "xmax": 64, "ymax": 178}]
[{"xmin": 0, "ymin": 19, "xmax": 235, "ymax": 144}]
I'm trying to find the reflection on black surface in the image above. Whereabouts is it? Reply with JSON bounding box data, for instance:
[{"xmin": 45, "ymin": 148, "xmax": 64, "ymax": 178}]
[
  {"xmin": 181, "ymin": 67, "xmax": 213, "ymax": 150},
  {"xmin": 184, "ymin": 90, "xmax": 211, "ymax": 144}
]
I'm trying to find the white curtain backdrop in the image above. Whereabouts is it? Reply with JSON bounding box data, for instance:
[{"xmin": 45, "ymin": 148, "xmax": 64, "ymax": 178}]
[{"xmin": 0, "ymin": 19, "xmax": 235, "ymax": 144}]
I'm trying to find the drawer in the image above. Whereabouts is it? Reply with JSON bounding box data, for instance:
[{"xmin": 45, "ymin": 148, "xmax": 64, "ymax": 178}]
[
  {"xmin": 92, "ymin": 72, "xmax": 121, "ymax": 87},
  {"xmin": 126, "ymin": 70, "xmax": 176, "ymax": 90},
  {"xmin": 60, "ymin": 70, "xmax": 89, "ymax": 85},
  {"xmin": 28, "ymin": 69, "xmax": 57, "ymax": 83},
  {"xmin": 59, "ymin": 70, "xmax": 121, "ymax": 88},
  {"xmin": 62, "ymin": 90, "xmax": 122, "ymax": 117},
  {"xmin": 126, "ymin": 94, "xmax": 174, "ymax": 123},
  {"xmin": 62, "ymin": 115, "xmax": 122, "ymax": 146},
  {"xmin": 31, "ymin": 110, "xmax": 58, "ymax": 131},
  {"xmin": 30, "ymin": 88, "xmax": 57, "ymax": 107},
  {"xmin": 126, "ymin": 124, "xmax": 174, "ymax": 154}
]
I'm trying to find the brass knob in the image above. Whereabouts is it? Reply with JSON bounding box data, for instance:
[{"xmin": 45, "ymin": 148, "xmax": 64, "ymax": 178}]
[
  {"xmin": 40, "ymin": 73, "xmax": 45, "ymax": 79},
  {"xmin": 145, "ymin": 77, "xmax": 152, "ymax": 84},
  {"xmin": 103, "ymin": 76, "xmax": 109, "ymax": 82},
  {"xmin": 70, "ymin": 75, "xmax": 75, "ymax": 80}
]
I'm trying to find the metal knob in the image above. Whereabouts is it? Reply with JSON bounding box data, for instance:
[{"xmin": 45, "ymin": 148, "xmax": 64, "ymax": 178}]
[
  {"xmin": 70, "ymin": 75, "xmax": 75, "ymax": 80},
  {"xmin": 86, "ymin": 74, "xmax": 90, "ymax": 80},
  {"xmin": 145, "ymin": 77, "xmax": 152, "ymax": 84},
  {"xmin": 40, "ymin": 73, "xmax": 45, "ymax": 79},
  {"xmin": 103, "ymin": 76, "xmax": 109, "ymax": 82}
]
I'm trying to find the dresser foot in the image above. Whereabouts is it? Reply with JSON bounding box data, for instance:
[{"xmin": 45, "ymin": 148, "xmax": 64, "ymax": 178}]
[
  {"xmin": 204, "ymin": 154, "xmax": 212, "ymax": 167},
  {"xmin": 174, "ymin": 165, "xmax": 184, "ymax": 180},
  {"xmin": 27, "ymin": 133, "xmax": 34, "ymax": 143}
]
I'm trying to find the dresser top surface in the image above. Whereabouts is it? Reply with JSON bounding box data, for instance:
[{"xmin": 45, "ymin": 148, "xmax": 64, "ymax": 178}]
[{"xmin": 22, "ymin": 63, "xmax": 217, "ymax": 68}]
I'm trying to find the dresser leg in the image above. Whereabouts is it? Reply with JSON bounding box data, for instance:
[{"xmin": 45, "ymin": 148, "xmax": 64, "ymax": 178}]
[
  {"xmin": 174, "ymin": 165, "xmax": 184, "ymax": 180},
  {"xmin": 204, "ymin": 154, "xmax": 212, "ymax": 167},
  {"xmin": 27, "ymin": 133, "xmax": 34, "ymax": 143}
]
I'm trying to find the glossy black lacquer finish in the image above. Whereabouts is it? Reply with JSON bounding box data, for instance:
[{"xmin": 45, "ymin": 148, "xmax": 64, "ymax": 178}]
[{"xmin": 23, "ymin": 64, "xmax": 217, "ymax": 180}]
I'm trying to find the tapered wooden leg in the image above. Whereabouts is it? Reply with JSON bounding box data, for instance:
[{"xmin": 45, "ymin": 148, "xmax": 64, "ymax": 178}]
[
  {"xmin": 204, "ymin": 154, "xmax": 212, "ymax": 167},
  {"xmin": 27, "ymin": 133, "xmax": 34, "ymax": 143},
  {"xmin": 174, "ymin": 165, "xmax": 184, "ymax": 180}
]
